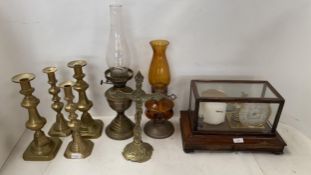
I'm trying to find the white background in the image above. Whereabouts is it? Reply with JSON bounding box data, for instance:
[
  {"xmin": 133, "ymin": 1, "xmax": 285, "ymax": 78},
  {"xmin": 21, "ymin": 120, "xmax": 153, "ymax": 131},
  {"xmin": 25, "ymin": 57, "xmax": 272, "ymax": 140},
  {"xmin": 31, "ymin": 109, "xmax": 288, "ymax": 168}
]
[{"xmin": 0, "ymin": 0, "xmax": 311, "ymax": 168}]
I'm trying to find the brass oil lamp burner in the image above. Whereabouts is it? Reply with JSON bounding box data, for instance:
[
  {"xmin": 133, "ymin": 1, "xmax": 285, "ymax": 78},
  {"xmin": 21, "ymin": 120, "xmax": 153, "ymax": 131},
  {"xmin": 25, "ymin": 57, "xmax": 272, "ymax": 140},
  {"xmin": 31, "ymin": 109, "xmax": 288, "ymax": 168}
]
[
  {"xmin": 102, "ymin": 4, "xmax": 134, "ymax": 140},
  {"xmin": 12, "ymin": 73, "xmax": 62, "ymax": 161}
]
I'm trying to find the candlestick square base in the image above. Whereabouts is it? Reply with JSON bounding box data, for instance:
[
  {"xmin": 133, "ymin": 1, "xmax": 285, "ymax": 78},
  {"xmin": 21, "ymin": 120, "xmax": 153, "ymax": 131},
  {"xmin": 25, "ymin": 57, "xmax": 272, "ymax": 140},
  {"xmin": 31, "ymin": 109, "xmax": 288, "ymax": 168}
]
[
  {"xmin": 64, "ymin": 140, "xmax": 94, "ymax": 159},
  {"xmin": 23, "ymin": 137, "xmax": 62, "ymax": 161},
  {"xmin": 80, "ymin": 119, "xmax": 104, "ymax": 139}
]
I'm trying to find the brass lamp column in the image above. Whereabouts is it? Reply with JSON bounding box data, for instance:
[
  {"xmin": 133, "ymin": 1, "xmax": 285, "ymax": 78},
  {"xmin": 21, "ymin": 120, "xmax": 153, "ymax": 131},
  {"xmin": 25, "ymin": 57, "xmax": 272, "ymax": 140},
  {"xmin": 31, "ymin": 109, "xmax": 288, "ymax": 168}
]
[
  {"xmin": 12, "ymin": 73, "xmax": 62, "ymax": 161},
  {"xmin": 43, "ymin": 66, "xmax": 71, "ymax": 137},
  {"xmin": 60, "ymin": 81, "xmax": 94, "ymax": 159},
  {"xmin": 68, "ymin": 60, "xmax": 103, "ymax": 139},
  {"xmin": 104, "ymin": 68, "xmax": 134, "ymax": 140}
]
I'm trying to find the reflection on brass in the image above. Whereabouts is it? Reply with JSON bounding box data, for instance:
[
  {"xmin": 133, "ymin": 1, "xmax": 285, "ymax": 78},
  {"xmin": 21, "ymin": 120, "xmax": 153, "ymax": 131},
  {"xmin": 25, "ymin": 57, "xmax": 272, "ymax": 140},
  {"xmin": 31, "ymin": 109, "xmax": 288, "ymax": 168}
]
[
  {"xmin": 12, "ymin": 73, "xmax": 62, "ymax": 161},
  {"xmin": 111, "ymin": 72, "xmax": 167, "ymax": 162},
  {"xmin": 60, "ymin": 81, "xmax": 94, "ymax": 159},
  {"xmin": 43, "ymin": 67, "xmax": 71, "ymax": 137},
  {"xmin": 104, "ymin": 68, "xmax": 134, "ymax": 140},
  {"xmin": 68, "ymin": 60, "xmax": 103, "ymax": 139}
]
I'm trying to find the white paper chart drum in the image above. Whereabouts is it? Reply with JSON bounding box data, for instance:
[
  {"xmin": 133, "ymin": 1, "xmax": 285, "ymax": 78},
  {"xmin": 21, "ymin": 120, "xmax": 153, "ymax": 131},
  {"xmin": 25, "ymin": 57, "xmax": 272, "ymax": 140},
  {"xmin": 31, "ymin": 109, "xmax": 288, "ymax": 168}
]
[{"xmin": 200, "ymin": 89, "xmax": 227, "ymax": 125}]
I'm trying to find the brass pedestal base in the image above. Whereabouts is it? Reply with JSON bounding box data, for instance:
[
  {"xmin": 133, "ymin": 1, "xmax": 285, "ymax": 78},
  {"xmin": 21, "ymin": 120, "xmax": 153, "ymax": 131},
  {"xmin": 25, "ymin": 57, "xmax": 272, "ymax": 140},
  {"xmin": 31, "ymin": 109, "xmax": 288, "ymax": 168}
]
[
  {"xmin": 122, "ymin": 141, "xmax": 153, "ymax": 163},
  {"xmin": 48, "ymin": 123, "xmax": 71, "ymax": 137},
  {"xmin": 80, "ymin": 119, "xmax": 104, "ymax": 139},
  {"xmin": 144, "ymin": 120, "xmax": 174, "ymax": 139},
  {"xmin": 106, "ymin": 115, "xmax": 134, "ymax": 140},
  {"xmin": 23, "ymin": 137, "xmax": 62, "ymax": 161},
  {"xmin": 64, "ymin": 140, "xmax": 94, "ymax": 159}
]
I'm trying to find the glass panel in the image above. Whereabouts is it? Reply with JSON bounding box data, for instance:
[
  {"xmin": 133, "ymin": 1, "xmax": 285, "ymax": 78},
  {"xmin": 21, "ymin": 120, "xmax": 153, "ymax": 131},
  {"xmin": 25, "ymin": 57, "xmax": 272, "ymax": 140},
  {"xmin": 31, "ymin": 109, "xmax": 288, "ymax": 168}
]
[
  {"xmin": 197, "ymin": 101, "xmax": 279, "ymax": 133},
  {"xmin": 195, "ymin": 82, "xmax": 277, "ymax": 98},
  {"xmin": 189, "ymin": 89, "xmax": 196, "ymax": 113}
]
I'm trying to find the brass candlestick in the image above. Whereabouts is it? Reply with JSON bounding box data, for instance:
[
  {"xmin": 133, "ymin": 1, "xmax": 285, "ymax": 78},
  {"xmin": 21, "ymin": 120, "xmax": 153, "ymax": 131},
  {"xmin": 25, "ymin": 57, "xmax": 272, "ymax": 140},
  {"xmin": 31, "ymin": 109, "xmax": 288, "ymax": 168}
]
[
  {"xmin": 68, "ymin": 60, "xmax": 103, "ymax": 139},
  {"xmin": 43, "ymin": 67, "xmax": 71, "ymax": 137},
  {"xmin": 12, "ymin": 73, "xmax": 62, "ymax": 161},
  {"xmin": 112, "ymin": 72, "xmax": 167, "ymax": 162},
  {"xmin": 60, "ymin": 81, "xmax": 94, "ymax": 159}
]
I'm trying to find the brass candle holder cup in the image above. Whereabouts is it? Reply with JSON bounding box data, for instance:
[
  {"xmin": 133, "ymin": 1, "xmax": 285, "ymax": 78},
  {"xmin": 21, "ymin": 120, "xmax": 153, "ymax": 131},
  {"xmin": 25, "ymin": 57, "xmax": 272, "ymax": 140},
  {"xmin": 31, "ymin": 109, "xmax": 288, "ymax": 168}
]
[
  {"xmin": 12, "ymin": 73, "xmax": 62, "ymax": 161},
  {"xmin": 43, "ymin": 66, "xmax": 71, "ymax": 137},
  {"xmin": 103, "ymin": 67, "xmax": 134, "ymax": 140},
  {"xmin": 60, "ymin": 81, "xmax": 94, "ymax": 159},
  {"xmin": 68, "ymin": 60, "xmax": 103, "ymax": 139}
]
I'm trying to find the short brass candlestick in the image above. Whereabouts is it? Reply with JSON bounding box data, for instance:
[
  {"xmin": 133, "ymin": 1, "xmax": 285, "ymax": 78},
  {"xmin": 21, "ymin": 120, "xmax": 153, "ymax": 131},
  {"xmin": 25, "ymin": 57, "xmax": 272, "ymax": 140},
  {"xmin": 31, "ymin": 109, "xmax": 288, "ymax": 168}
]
[
  {"xmin": 43, "ymin": 67, "xmax": 71, "ymax": 137},
  {"xmin": 12, "ymin": 73, "xmax": 62, "ymax": 161},
  {"xmin": 68, "ymin": 60, "xmax": 103, "ymax": 139},
  {"xmin": 60, "ymin": 81, "xmax": 94, "ymax": 159},
  {"xmin": 103, "ymin": 67, "xmax": 134, "ymax": 140}
]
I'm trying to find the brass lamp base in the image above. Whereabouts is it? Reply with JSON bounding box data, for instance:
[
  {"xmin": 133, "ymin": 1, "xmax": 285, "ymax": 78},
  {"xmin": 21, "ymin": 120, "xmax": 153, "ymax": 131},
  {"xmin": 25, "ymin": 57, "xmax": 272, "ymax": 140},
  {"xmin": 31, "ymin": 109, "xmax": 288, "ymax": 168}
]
[
  {"xmin": 106, "ymin": 115, "xmax": 134, "ymax": 140},
  {"xmin": 144, "ymin": 120, "xmax": 174, "ymax": 139},
  {"xmin": 48, "ymin": 123, "xmax": 71, "ymax": 137},
  {"xmin": 23, "ymin": 137, "xmax": 62, "ymax": 161},
  {"xmin": 122, "ymin": 141, "xmax": 153, "ymax": 163},
  {"xmin": 64, "ymin": 140, "xmax": 94, "ymax": 159},
  {"xmin": 80, "ymin": 119, "xmax": 104, "ymax": 139}
]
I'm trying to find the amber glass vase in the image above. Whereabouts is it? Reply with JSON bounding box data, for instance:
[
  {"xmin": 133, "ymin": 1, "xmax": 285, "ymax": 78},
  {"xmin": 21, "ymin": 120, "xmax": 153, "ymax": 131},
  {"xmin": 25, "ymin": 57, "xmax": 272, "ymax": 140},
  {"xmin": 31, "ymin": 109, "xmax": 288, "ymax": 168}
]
[
  {"xmin": 144, "ymin": 39, "xmax": 174, "ymax": 139},
  {"xmin": 148, "ymin": 40, "xmax": 170, "ymax": 94}
]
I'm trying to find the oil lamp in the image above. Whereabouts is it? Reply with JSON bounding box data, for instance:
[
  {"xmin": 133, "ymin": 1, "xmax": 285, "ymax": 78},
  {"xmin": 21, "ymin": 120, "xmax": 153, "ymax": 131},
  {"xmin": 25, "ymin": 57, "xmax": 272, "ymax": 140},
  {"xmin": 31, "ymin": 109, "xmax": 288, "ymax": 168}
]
[{"xmin": 102, "ymin": 4, "xmax": 134, "ymax": 140}]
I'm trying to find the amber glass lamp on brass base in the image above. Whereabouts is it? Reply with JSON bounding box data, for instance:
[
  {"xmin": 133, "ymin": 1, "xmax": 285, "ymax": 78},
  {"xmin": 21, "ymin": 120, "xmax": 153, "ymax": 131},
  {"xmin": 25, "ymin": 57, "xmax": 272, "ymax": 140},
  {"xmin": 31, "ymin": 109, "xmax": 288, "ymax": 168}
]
[{"xmin": 144, "ymin": 40, "xmax": 175, "ymax": 139}]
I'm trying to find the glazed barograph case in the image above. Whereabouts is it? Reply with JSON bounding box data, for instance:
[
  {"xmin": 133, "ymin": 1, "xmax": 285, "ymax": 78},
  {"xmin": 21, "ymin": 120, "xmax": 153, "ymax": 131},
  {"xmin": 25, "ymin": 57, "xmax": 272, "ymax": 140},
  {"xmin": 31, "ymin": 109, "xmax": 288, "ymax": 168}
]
[{"xmin": 180, "ymin": 80, "xmax": 286, "ymax": 153}]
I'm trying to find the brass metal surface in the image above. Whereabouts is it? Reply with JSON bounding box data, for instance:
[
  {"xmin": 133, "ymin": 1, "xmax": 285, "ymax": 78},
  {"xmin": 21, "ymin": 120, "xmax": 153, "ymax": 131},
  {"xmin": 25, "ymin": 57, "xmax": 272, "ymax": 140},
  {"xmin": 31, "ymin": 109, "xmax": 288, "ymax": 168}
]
[
  {"xmin": 12, "ymin": 73, "xmax": 62, "ymax": 161},
  {"xmin": 144, "ymin": 120, "xmax": 174, "ymax": 139},
  {"xmin": 144, "ymin": 98, "xmax": 175, "ymax": 139},
  {"xmin": 68, "ymin": 60, "xmax": 103, "ymax": 139},
  {"xmin": 43, "ymin": 66, "xmax": 71, "ymax": 137},
  {"xmin": 104, "ymin": 68, "xmax": 134, "ymax": 140},
  {"xmin": 60, "ymin": 81, "xmax": 94, "ymax": 159},
  {"xmin": 111, "ymin": 72, "xmax": 167, "ymax": 162}
]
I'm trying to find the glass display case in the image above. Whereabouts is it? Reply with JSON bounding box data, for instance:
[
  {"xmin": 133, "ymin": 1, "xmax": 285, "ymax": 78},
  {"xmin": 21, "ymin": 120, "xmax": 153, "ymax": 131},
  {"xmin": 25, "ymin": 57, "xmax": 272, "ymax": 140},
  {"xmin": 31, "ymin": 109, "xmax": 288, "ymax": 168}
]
[{"xmin": 180, "ymin": 80, "xmax": 286, "ymax": 154}]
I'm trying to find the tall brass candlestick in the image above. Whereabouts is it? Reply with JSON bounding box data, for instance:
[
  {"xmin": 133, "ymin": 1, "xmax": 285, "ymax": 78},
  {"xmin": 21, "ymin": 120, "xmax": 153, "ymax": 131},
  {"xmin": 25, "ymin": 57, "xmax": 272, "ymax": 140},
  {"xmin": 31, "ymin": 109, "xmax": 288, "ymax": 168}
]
[
  {"xmin": 60, "ymin": 81, "xmax": 94, "ymax": 159},
  {"xmin": 68, "ymin": 60, "xmax": 103, "ymax": 139},
  {"xmin": 12, "ymin": 73, "xmax": 62, "ymax": 161},
  {"xmin": 43, "ymin": 67, "xmax": 71, "ymax": 137}
]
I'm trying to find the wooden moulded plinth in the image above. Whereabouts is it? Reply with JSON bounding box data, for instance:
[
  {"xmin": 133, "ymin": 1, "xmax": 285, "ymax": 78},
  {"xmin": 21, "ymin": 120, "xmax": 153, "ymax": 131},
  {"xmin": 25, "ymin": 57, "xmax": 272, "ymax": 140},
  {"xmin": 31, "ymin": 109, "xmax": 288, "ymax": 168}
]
[{"xmin": 180, "ymin": 111, "xmax": 286, "ymax": 154}]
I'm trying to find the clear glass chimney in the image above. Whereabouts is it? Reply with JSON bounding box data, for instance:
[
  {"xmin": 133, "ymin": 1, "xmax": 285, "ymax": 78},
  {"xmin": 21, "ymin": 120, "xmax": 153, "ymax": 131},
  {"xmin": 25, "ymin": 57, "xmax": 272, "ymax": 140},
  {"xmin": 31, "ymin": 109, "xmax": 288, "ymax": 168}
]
[{"xmin": 106, "ymin": 4, "xmax": 131, "ymax": 77}]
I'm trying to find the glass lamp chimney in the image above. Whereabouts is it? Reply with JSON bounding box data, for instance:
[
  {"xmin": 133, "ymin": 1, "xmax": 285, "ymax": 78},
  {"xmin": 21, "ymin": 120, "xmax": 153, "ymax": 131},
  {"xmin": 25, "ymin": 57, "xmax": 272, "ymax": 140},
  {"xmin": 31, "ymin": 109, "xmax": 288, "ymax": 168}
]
[{"xmin": 106, "ymin": 4, "xmax": 131, "ymax": 77}]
